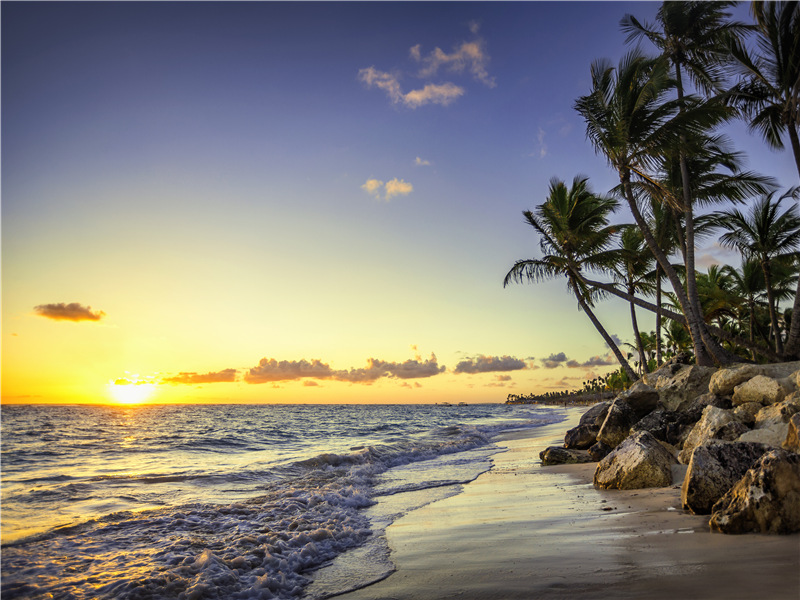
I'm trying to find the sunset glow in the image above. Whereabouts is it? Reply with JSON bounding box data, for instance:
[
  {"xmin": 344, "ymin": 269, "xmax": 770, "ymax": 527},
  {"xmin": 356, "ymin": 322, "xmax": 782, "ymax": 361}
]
[{"xmin": 108, "ymin": 380, "xmax": 158, "ymax": 405}]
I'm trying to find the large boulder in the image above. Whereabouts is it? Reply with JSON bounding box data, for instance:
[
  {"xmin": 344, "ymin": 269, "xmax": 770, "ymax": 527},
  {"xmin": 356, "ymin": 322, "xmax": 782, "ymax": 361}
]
[
  {"xmin": 759, "ymin": 360, "xmax": 800, "ymax": 380},
  {"xmin": 593, "ymin": 431, "xmax": 675, "ymax": 490},
  {"xmin": 737, "ymin": 423, "xmax": 791, "ymax": 448},
  {"xmin": 709, "ymin": 363, "xmax": 765, "ymax": 396},
  {"xmin": 539, "ymin": 446, "xmax": 594, "ymax": 466},
  {"xmin": 679, "ymin": 405, "xmax": 736, "ymax": 464},
  {"xmin": 709, "ymin": 449, "xmax": 800, "ymax": 534},
  {"xmin": 681, "ymin": 441, "xmax": 770, "ymax": 515},
  {"xmin": 564, "ymin": 423, "xmax": 600, "ymax": 450},
  {"xmin": 579, "ymin": 401, "xmax": 612, "ymax": 428},
  {"xmin": 596, "ymin": 399, "xmax": 638, "ymax": 449},
  {"xmin": 616, "ymin": 380, "xmax": 661, "ymax": 418},
  {"xmin": 732, "ymin": 375, "xmax": 786, "ymax": 407},
  {"xmin": 588, "ymin": 440, "xmax": 613, "ymax": 462},
  {"xmin": 783, "ymin": 413, "xmax": 800, "ymax": 452},
  {"xmin": 754, "ymin": 395, "xmax": 800, "ymax": 429},
  {"xmin": 645, "ymin": 365, "xmax": 715, "ymax": 412}
]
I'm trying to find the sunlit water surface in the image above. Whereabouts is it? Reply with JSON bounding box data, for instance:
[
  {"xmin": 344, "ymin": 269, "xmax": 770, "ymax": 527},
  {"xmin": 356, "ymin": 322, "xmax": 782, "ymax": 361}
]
[{"xmin": 1, "ymin": 402, "xmax": 567, "ymax": 599}]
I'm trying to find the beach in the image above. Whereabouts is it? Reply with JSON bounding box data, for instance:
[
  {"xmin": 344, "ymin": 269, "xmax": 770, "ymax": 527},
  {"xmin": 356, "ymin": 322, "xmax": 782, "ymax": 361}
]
[{"xmin": 334, "ymin": 410, "xmax": 800, "ymax": 600}]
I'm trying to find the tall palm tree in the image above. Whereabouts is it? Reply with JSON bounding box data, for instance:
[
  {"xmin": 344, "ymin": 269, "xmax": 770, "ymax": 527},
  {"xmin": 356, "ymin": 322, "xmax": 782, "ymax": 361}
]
[
  {"xmin": 621, "ymin": 1, "xmax": 751, "ymax": 356},
  {"xmin": 715, "ymin": 190, "xmax": 800, "ymax": 354},
  {"xmin": 722, "ymin": 259, "xmax": 768, "ymax": 357},
  {"xmin": 574, "ymin": 50, "xmax": 738, "ymax": 366},
  {"xmin": 504, "ymin": 176, "xmax": 638, "ymax": 381},
  {"xmin": 726, "ymin": 1, "xmax": 800, "ymax": 357}
]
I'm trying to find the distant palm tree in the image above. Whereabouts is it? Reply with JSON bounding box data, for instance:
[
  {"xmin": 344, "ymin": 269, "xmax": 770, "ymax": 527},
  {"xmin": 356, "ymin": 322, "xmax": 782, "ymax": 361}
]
[
  {"xmin": 715, "ymin": 190, "xmax": 800, "ymax": 354},
  {"xmin": 504, "ymin": 176, "xmax": 638, "ymax": 381},
  {"xmin": 722, "ymin": 259, "xmax": 768, "ymax": 356}
]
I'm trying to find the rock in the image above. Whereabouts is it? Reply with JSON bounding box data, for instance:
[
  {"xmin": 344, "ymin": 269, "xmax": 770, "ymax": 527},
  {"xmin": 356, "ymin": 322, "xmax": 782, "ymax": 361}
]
[
  {"xmin": 709, "ymin": 363, "xmax": 765, "ymax": 396},
  {"xmin": 588, "ymin": 440, "xmax": 612, "ymax": 461},
  {"xmin": 758, "ymin": 360, "xmax": 800, "ymax": 380},
  {"xmin": 681, "ymin": 393, "xmax": 732, "ymax": 422},
  {"xmin": 754, "ymin": 397, "xmax": 800, "ymax": 429},
  {"xmin": 593, "ymin": 431, "xmax": 675, "ymax": 490},
  {"xmin": 679, "ymin": 406, "xmax": 736, "ymax": 464},
  {"xmin": 539, "ymin": 446, "xmax": 594, "ymax": 465},
  {"xmin": 631, "ymin": 409, "xmax": 675, "ymax": 442},
  {"xmin": 783, "ymin": 413, "xmax": 800, "ymax": 452},
  {"xmin": 596, "ymin": 399, "xmax": 638, "ymax": 449},
  {"xmin": 564, "ymin": 423, "xmax": 600, "ymax": 450},
  {"xmin": 617, "ymin": 380, "xmax": 661, "ymax": 418},
  {"xmin": 710, "ymin": 449, "xmax": 800, "ymax": 534},
  {"xmin": 681, "ymin": 441, "xmax": 770, "ymax": 515},
  {"xmin": 732, "ymin": 375, "xmax": 786, "ymax": 407},
  {"xmin": 715, "ymin": 421, "xmax": 750, "ymax": 441},
  {"xmin": 737, "ymin": 423, "xmax": 791, "ymax": 448},
  {"xmin": 646, "ymin": 365, "xmax": 715, "ymax": 412},
  {"xmin": 733, "ymin": 402, "xmax": 763, "ymax": 426},
  {"xmin": 579, "ymin": 401, "xmax": 611, "ymax": 428}
]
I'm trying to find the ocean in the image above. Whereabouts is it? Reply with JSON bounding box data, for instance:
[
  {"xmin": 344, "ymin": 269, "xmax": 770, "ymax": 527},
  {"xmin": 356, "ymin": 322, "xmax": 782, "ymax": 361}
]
[{"xmin": 0, "ymin": 402, "xmax": 568, "ymax": 599}]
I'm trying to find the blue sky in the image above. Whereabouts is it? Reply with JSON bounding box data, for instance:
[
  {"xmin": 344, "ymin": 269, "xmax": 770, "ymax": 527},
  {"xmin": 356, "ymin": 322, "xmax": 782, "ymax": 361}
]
[{"xmin": 2, "ymin": 2, "xmax": 796, "ymax": 404}]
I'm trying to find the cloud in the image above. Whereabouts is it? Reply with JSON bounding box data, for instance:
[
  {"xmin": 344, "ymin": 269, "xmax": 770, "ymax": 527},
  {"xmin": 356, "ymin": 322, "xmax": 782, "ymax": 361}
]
[
  {"xmin": 605, "ymin": 334, "xmax": 624, "ymax": 350},
  {"xmin": 537, "ymin": 127, "xmax": 547, "ymax": 158},
  {"xmin": 541, "ymin": 352, "xmax": 568, "ymax": 369},
  {"xmin": 415, "ymin": 156, "xmax": 431, "ymax": 167},
  {"xmin": 495, "ymin": 375, "xmax": 512, "ymax": 382},
  {"xmin": 402, "ymin": 82, "xmax": 464, "ymax": 108},
  {"xmin": 34, "ymin": 302, "xmax": 105, "ymax": 322},
  {"xmin": 244, "ymin": 353, "xmax": 445, "ymax": 385},
  {"xmin": 245, "ymin": 358, "xmax": 335, "ymax": 384},
  {"xmin": 541, "ymin": 351, "xmax": 617, "ymax": 370},
  {"xmin": 362, "ymin": 177, "xmax": 413, "ymax": 201},
  {"xmin": 359, "ymin": 66, "xmax": 403, "ymax": 104},
  {"xmin": 161, "ymin": 369, "xmax": 238, "ymax": 385},
  {"xmin": 454, "ymin": 355, "xmax": 526, "ymax": 374},
  {"xmin": 468, "ymin": 20, "xmax": 481, "ymax": 35},
  {"xmin": 412, "ymin": 40, "xmax": 496, "ymax": 88}
]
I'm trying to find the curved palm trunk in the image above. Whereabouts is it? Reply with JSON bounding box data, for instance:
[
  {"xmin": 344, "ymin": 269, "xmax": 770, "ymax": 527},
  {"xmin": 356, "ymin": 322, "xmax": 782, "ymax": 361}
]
[
  {"xmin": 629, "ymin": 287, "xmax": 647, "ymax": 374},
  {"xmin": 573, "ymin": 284, "xmax": 639, "ymax": 382},
  {"xmin": 786, "ymin": 283, "xmax": 800, "ymax": 359},
  {"xmin": 761, "ymin": 259, "xmax": 784, "ymax": 355},
  {"xmin": 655, "ymin": 267, "xmax": 663, "ymax": 366},
  {"xmin": 788, "ymin": 122, "xmax": 800, "ymax": 181}
]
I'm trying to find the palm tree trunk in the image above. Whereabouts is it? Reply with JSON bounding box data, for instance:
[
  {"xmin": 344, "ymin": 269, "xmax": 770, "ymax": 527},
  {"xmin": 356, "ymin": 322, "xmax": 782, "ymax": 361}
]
[
  {"xmin": 572, "ymin": 278, "xmax": 639, "ymax": 382},
  {"xmin": 761, "ymin": 259, "xmax": 784, "ymax": 355},
  {"xmin": 787, "ymin": 122, "xmax": 800, "ymax": 182},
  {"xmin": 656, "ymin": 267, "xmax": 663, "ymax": 366},
  {"xmin": 629, "ymin": 287, "xmax": 647, "ymax": 374},
  {"xmin": 785, "ymin": 282, "xmax": 800, "ymax": 359}
]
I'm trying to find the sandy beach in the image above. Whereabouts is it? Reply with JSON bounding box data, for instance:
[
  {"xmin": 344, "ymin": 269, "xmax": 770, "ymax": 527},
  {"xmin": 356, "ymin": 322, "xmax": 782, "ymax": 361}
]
[{"xmin": 334, "ymin": 409, "xmax": 800, "ymax": 600}]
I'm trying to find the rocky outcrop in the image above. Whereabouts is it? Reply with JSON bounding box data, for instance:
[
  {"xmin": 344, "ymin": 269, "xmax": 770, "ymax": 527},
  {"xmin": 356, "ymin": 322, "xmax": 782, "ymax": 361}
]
[
  {"xmin": 644, "ymin": 364, "xmax": 715, "ymax": 412},
  {"xmin": 709, "ymin": 449, "xmax": 800, "ymax": 534},
  {"xmin": 588, "ymin": 440, "xmax": 612, "ymax": 461},
  {"xmin": 616, "ymin": 381, "xmax": 660, "ymax": 418},
  {"xmin": 709, "ymin": 363, "xmax": 765, "ymax": 396},
  {"xmin": 678, "ymin": 406, "xmax": 736, "ymax": 464},
  {"xmin": 539, "ymin": 446, "xmax": 594, "ymax": 465},
  {"xmin": 681, "ymin": 441, "xmax": 770, "ymax": 515},
  {"xmin": 737, "ymin": 423, "xmax": 790, "ymax": 448},
  {"xmin": 596, "ymin": 399, "xmax": 638, "ymax": 449},
  {"xmin": 594, "ymin": 431, "xmax": 675, "ymax": 490},
  {"xmin": 579, "ymin": 400, "xmax": 611, "ymax": 428},
  {"xmin": 733, "ymin": 402, "xmax": 762, "ymax": 426},
  {"xmin": 754, "ymin": 396, "xmax": 800, "ymax": 429},
  {"xmin": 564, "ymin": 423, "xmax": 600, "ymax": 450},
  {"xmin": 732, "ymin": 375, "xmax": 787, "ymax": 407}
]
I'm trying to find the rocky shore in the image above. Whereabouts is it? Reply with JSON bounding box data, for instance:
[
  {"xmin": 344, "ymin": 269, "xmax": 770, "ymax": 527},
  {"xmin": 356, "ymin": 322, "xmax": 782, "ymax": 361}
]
[{"xmin": 540, "ymin": 357, "xmax": 800, "ymax": 535}]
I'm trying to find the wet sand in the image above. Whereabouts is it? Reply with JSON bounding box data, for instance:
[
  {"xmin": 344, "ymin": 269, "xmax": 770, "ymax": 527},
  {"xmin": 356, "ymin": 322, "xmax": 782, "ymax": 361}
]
[{"xmin": 335, "ymin": 411, "xmax": 800, "ymax": 600}]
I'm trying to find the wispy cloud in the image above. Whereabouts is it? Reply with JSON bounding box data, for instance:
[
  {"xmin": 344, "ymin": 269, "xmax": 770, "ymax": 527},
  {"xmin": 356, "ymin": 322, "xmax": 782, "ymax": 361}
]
[
  {"xmin": 537, "ymin": 128, "xmax": 547, "ymax": 158},
  {"xmin": 34, "ymin": 302, "xmax": 105, "ymax": 322},
  {"xmin": 362, "ymin": 177, "xmax": 413, "ymax": 201},
  {"xmin": 541, "ymin": 352, "xmax": 568, "ymax": 369},
  {"xmin": 161, "ymin": 369, "xmax": 238, "ymax": 384},
  {"xmin": 541, "ymin": 351, "xmax": 617, "ymax": 370},
  {"xmin": 415, "ymin": 156, "xmax": 431, "ymax": 167},
  {"xmin": 359, "ymin": 67, "xmax": 465, "ymax": 108},
  {"xmin": 453, "ymin": 355, "xmax": 526, "ymax": 374},
  {"xmin": 411, "ymin": 40, "xmax": 496, "ymax": 88}
]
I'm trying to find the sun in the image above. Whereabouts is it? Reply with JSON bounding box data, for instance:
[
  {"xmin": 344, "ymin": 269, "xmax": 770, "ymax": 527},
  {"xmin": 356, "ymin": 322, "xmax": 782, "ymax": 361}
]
[{"xmin": 108, "ymin": 377, "xmax": 157, "ymax": 405}]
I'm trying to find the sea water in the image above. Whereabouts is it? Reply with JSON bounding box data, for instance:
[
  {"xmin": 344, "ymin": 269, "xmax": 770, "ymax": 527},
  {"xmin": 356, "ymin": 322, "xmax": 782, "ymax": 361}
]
[{"xmin": 1, "ymin": 402, "xmax": 567, "ymax": 599}]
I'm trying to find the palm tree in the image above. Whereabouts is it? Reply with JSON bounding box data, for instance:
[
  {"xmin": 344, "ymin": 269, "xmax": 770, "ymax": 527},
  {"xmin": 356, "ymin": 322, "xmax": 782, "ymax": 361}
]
[
  {"xmin": 726, "ymin": 1, "xmax": 800, "ymax": 357},
  {"xmin": 722, "ymin": 259, "xmax": 768, "ymax": 357},
  {"xmin": 715, "ymin": 190, "xmax": 800, "ymax": 354},
  {"xmin": 504, "ymin": 176, "xmax": 638, "ymax": 381},
  {"xmin": 621, "ymin": 1, "xmax": 751, "ymax": 360},
  {"xmin": 605, "ymin": 225, "xmax": 656, "ymax": 374},
  {"xmin": 574, "ymin": 50, "xmax": 738, "ymax": 366}
]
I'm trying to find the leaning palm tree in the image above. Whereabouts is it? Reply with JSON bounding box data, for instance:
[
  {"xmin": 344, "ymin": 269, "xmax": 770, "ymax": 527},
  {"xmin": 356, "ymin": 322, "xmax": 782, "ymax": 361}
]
[
  {"xmin": 504, "ymin": 176, "xmax": 638, "ymax": 381},
  {"xmin": 726, "ymin": 1, "xmax": 800, "ymax": 357},
  {"xmin": 574, "ymin": 50, "xmax": 738, "ymax": 366},
  {"xmin": 715, "ymin": 190, "xmax": 800, "ymax": 354}
]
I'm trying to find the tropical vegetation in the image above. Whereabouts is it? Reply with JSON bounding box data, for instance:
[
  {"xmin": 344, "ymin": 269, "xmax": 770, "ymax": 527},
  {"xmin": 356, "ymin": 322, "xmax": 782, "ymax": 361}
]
[{"xmin": 505, "ymin": 1, "xmax": 800, "ymax": 394}]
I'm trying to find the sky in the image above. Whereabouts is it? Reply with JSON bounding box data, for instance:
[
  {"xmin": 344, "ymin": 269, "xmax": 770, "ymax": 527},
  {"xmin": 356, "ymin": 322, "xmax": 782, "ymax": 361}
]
[{"xmin": 2, "ymin": 1, "xmax": 797, "ymax": 405}]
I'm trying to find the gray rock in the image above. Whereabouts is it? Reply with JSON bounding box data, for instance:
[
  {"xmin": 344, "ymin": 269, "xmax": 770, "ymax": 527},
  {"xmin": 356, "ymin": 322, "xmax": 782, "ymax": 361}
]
[
  {"xmin": 539, "ymin": 446, "xmax": 594, "ymax": 465},
  {"xmin": 679, "ymin": 405, "xmax": 736, "ymax": 464},
  {"xmin": 564, "ymin": 423, "xmax": 599, "ymax": 450},
  {"xmin": 681, "ymin": 441, "xmax": 770, "ymax": 515},
  {"xmin": 783, "ymin": 413, "xmax": 800, "ymax": 451},
  {"xmin": 579, "ymin": 401, "xmax": 611, "ymax": 428},
  {"xmin": 737, "ymin": 423, "xmax": 790, "ymax": 448},
  {"xmin": 709, "ymin": 363, "xmax": 765, "ymax": 396},
  {"xmin": 645, "ymin": 365, "xmax": 715, "ymax": 412},
  {"xmin": 593, "ymin": 431, "xmax": 675, "ymax": 490},
  {"xmin": 715, "ymin": 421, "xmax": 750, "ymax": 441},
  {"xmin": 588, "ymin": 440, "xmax": 612, "ymax": 462},
  {"xmin": 617, "ymin": 380, "xmax": 661, "ymax": 418},
  {"xmin": 596, "ymin": 399, "xmax": 637, "ymax": 449},
  {"xmin": 681, "ymin": 393, "xmax": 732, "ymax": 422},
  {"xmin": 758, "ymin": 361, "xmax": 800, "ymax": 380},
  {"xmin": 732, "ymin": 375, "xmax": 787, "ymax": 407},
  {"xmin": 710, "ymin": 449, "xmax": 800, "ymax": 534}
]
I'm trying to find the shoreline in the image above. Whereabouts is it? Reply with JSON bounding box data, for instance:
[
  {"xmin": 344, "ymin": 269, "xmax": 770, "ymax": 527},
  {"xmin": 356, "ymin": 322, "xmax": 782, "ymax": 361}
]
[{"xmin": 333, "ymin": 407, "xmax": 800, "ymax": 600}]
